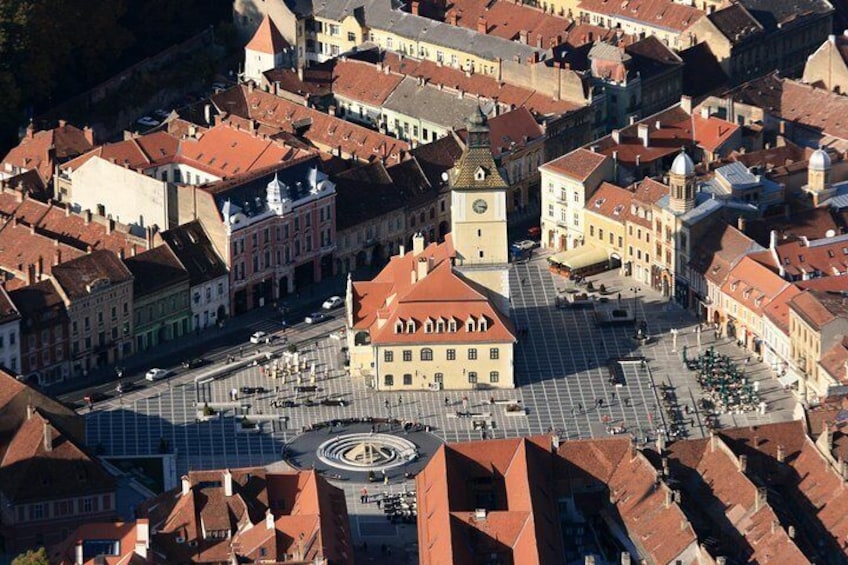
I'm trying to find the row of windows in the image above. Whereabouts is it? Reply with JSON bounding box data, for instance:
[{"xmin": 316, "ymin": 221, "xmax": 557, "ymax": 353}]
[
  {"xmin": 19, "ymin": 495, "xmax": 110, "ymax": 523},
  {"xmin": 384, "ymin": 347, "xmax": 499, "ymax": 362},
  {"xmin": 384, "ymin": 371, "xmax": 499, "ymax": 386},
  {"xmin": 71, "ymin": 304, "xmax": 129, "ymax": 335}
]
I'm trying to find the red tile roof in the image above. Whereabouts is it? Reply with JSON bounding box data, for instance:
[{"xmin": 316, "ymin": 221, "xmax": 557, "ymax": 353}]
[
  {"xmin": 0, "ymin": 220, "xmax": 85, "ymax": 286},
  {"xmin": 759, "ymin": 236, "xmax": 848, "ymax": 279},
  {"xmin": 0, "ymin": 410, "xmax": 114, "ymax": 503},
  {"xmin": 690, "ymin": 222, "xmax": 760, "ymax": 285},
  {"xmin": 577, "ymin": 0, "xmax": 704, "ymax": 32},
  {"xmin": 693, "ymin": 114, "xmax": 739, "ymax": 153},
  {"xmin": 441, "ymin": 0, "xmax": 572, "ymax": 48},
  {"xmin": 212, "ymin": 85, "xmax": 410, "ymax": 166},
  {"xmin": 585, "ymin": 182, "xmax": 633, "ymax": 222},
  {"xmin": 763, "ymin": 284, "xmax": 803, "ymax": 334},
  {"xmin": 332, "ymin": 59, "xmax": 405, "ymax": 106},
  {"xmin": 353, "ymin": 239, "xmax": 516, "ymax": 345},
  {"xmin": 820, "ymin": 337, "xmax": 848, "ymax": 383},
  {"xmin": 1, "ymin": 121, "xmax": 94, "ymax": 184},
  {"xmin": 541, "ymin": 147, "xmax": 610, "ymax": 181},
  {"xmin": 246, "ymin": 15, "xmax": 290, "ymax": 55},
  {"xmin": 721, "ymin": 256, "xmax": 788, "ymax": 317},
  {"xmin": 789, "ymin": 289, "xmax": 848, "ymax": 330},
  {"xmin": 63, "ymin": 130, "xmax": 179, "ymax": 172},
  {"xmin": 51, "ymin": 521, "xmax": 147, "ymax": 565}
]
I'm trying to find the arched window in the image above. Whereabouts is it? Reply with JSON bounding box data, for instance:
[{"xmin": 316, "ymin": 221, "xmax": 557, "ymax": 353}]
[{"xmin": 421, "ymin": 348, "xmax": 433, "ymax": 361}]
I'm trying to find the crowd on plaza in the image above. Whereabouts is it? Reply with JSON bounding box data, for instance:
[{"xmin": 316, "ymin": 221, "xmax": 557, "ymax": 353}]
[{"xmin": 686, "ymin": 347, "xmax": 762, "ymax": 414}]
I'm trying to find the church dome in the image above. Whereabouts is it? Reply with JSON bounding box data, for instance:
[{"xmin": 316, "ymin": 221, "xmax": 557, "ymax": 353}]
[
  {"xmin": 670, "ymin": 150, "xmax": 695, "ymax": 176},
  {"xmin": 809, "ymin": 147, "xmax": 832, "ymax": 171}
]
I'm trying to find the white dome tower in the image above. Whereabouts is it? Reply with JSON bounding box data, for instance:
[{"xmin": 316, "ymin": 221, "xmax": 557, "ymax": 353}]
[
  {"xmin": 669, "ymin": 149, "xmax": 696, "ymax": 214},
  {"xmin": 808, "ymin": 147, "xmax": 832, "ymax": 195}
]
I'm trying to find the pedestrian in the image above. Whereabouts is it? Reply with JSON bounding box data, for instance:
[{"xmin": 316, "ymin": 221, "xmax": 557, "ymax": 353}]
[
  {"xmin": 239, "ymin": 346, "xmax": 244, "ymax": 358},
  {"xmin": 624, "ymin": 397, "xmax": 631, "ymax": 407},
  {"xmin": 360, "ymin": 487, "xmax": 368, "ymax": 503},
  {"xmin": 384, "ymin": 399, "xmax": 390, "ymax": 409},
  {"xmin": 577, "ymin": 403, "xmax": 583, "ymax": 412},
  {"xmin": 376, "ymin": 497, "xmax": 381, "ymax": 509},
  {"xmin": 398, "ymin": 396, "xmax": 402, "ymax": 406},
  {"xmin": 444, "ymin": 396, "xmax": 450, "ymax": 406},
  {"xmin": 617, "ymin": 292, "xmax": 621, "ymax": 303},
  {"xmin": 611, "ymin": 392, "xmax": 616, "ymax": 402},
  {"xmin": 490, "ymin": 396, "xmax": 495, "ymax": 405},
  {"xmin": 383, "ymin": 474, "xmax": 389, "ymax": 485}
]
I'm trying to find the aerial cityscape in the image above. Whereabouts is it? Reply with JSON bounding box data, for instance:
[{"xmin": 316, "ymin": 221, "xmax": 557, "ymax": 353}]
[{"xmin": 2, "ymin": 0, "xmax": 848, "ymax": 563}]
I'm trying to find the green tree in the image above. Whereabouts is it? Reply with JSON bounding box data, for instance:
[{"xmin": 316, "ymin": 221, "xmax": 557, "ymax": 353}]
[{"xmin": 12, "ymin": 548, "xmax": 49, "ymax": 565}]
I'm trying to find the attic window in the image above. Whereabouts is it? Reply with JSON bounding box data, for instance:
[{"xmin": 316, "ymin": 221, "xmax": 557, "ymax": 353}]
[
  {"xmin": 474, "ymin": 166, "xmax": 486, "ymax": 181},
  {"xmin": 406, "ymin": 320, "xmax": 416, "ymax": 333},
  {"xmin": 466, "ymin": 317, "xmax": 476, "ymax": 332},
  {"xmin": 424, "ymin": 319, "xmax": 434, "ymax": 333},
  {"xmin": 394, "ymin": 320, "xmax": 404, "ymax": 334},
  {"xmin": 783, "ymin": 257, "xmax": 790, "ymax": 265},
  {"xmin": 448, "ymin": 319, "xmax": 457, "ymax": 332},
  {"xmin": 613, "ymin": 205, "xmax": 624, "ymax": 215},
  {"xmin": 744, "ymin": 289, "xmax": 751, "ymax": 299},
  {"xmin": 436, "ymin": 318, "xmax": 445, "ymax": 332},
  {"xmin": 478, "ymin": 317, "xmax": 488, "ymax": 332},
  {"xmin": 594, "ymin": 198, "xmax": 606, "ymax": 208},
  {"xmin": 731, "ymin": 281, "xmax": 738, "ymax": 291},
  {"xmin": 798, "ymin": 255, "xmax": 805, "ymax": 263}
]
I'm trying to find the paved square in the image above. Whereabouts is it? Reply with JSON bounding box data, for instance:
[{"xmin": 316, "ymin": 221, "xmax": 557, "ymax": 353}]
[{"xmin": 85, "ymin": 256, "xmax": 797, "ymax": 549}]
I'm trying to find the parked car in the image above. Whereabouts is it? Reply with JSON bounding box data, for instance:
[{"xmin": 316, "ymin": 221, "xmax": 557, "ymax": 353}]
[
  {"xmin": 321, "ymin": 397, "xmax": 347, "ymax": 407},
  {"xmin": 250, "ymin": 331, "xmax": 270, "ymax": 344},
  {"xmin": 322, "ymin": 295, "xmax": 344, "ymax": 310},
  {"xmin": 145, "ymin": 368, "xmax": 169, "ymax": 381},
  {"xmin": 182, "ymin": 358, "xmax": 209, "ymax": 369},
  {"xmin": 241, "ymin": 386, "xmax": 267, "ymax": 395},
  {"xmin": 512, "ymin": 240, "xmax": 538, "ymax": 251},
  {"xmin": 304, "ymin": 312, "xmax": 328, "ymax": 324},
  {"xmin": 115, "ymin": 381, "xmax": 135, "ymax": 394},
  {"xmin": 528, "ymin": 226, "xmax": 541, "ymax": 238},
  {"xmin": 136, "ymin": 116, "xmax": 160, "ymax": 128}
]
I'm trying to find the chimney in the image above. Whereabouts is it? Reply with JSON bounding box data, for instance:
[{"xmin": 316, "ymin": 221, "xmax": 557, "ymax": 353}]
[
  {"xmin": 536, "ymin": 33, "xmax": 543, "ymax": 48},
  {"xmin": 26, "ymin": 404, "xmax": 34, "ymax": 420},
  {"xmin": 477, "ymin": 16, "xmax": 487, "ymax": 34},
  {"xmin": 680, "ymin": 95, "xmax": 693, "ymax": 114},
  {"xmin": 27, "ymin": 263, "xmax": 36, "ymax": 285},
  {"xmin": 135, "ymin": 518, "xmax": 149, "ymax": 559},
  {"xmin": 75, "ymin": 542, "xmax": 84, "ymax": 565},
  {"xmin": 83, "ymin": 126, "xmax": 95, "ymax": 145},
  {"xmin": 776, "ymin": 444, "xmax": 785, "ymax": 463},
  {"xmin": 769, "ymin": 230, "xmax": 778, "ymax": 250},
  {"xmin": 716, "ymin": 558, "xmax": 727, "ymax": 565},
  {"xmin": 84, "ymin": 209, "xmax": 92, "ymax": 225},
  {"xmin": 266, "ymin": 508, "xmax": 275, "ymax": 529},
  {"xmin": 449, "ymin": 11, "xmax": 458, "ymax": 25},
  {"xmin": 755, "ymin": 486, "xmax": 767, "ymax": 511},
  {"xmin": 25, "ymin": 122, "xmax": 34, "ymax": 139},
  {"xmin": 417, "ymin": 257, "xmax": 430, "ymax": 280},
  {"xmin": 181, "ymin": 475, "xmax": 191, "ymax": 496},
  {"xmin": 54, "ymin": 248, "xmax": 62, "ymax": 266},
  {"xmin": 665, "ymin": 488, "xmax": 673, "ymax": 508},
  {"xmin": 818, "ymin": 421, "xmax": 833, "ymax": 453},
  {"xmin": 412, "ymin": 232, "xmax": 425, "ymax": 255},
  {"xmin": 611, "ymin": 129, "xmax": 621, "ymax": 144},
  {"xmin": 620, "ymin": 552, "xmax": 631, "ymax": 565},
  {"xmin": 223, "ymin": 469, "xmax": 233, "ymax": 496},
  {"xmin": 398, "ymin": 244, "xmax": 405, "ymax": 257},
  {"xmin": 43, "ymin": 421, "xmax": 53, "ymax": 451},
  {"xmin": 788, "ymin": 525, "xmax": 796, "ymax": 539},
  {"xmin": 829, "ymin": 34, "xmax": 837, "ymax": 44},
  {"xmin": 37, "ymin": 255, "xmax": 43, "ymax": 277},
  {"xmin": 737, "ymin": 217, "xmax": 746, "ymax": 233},
  {"xmin": 519, "ymin": 30, "xmax": 528, "ymax": 44},
  {"xmin": 700, "ymin": 106, "xmax": 711, "ymax": 120},
  {"xmin": 738, "ymin": 454, "xmax": 748, "ymax": 473},
  {"xmin": 411, "ymin": 0, "xmax": 420, "ymax": 14},
  {"xmin": 585, "ymin": 556, "xmax": 595, "ymax": 565},
  {"xmin": 638, "ymin": 123, "xmax": 650, "ymax": 147},
  {"xmin": 107, "ymin": 218, "xmax": 115, "ymax": 234}
]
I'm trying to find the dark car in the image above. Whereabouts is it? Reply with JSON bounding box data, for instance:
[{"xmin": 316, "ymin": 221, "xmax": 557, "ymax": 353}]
[
  {"xmin": 241, "ymin": 386, "xmax": 268, "ymax": 395},
  {"xmin": 321, "ymin": 397, "xmax": 347, "ymax": 407},
  {"xmin": 182, "ymin": 358, "xmax": 209, "ymax": 369}
]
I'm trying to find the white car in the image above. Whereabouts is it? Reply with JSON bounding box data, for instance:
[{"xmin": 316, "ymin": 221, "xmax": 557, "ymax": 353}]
[
  {"xmin": 145, "ymin": 368, "xmax": 169, "ymax": 382},
  {"xmin": 512, "ymin": 240, "xmax": 538, "ymax": 251},
  {"xmin": 250, "ymin": 331, "xmax": 270, "ymax": 344},
  {"xmin": 136, "ymin": 116, "xmax": 160, "ymax": 128},
  {"xmin": 322, "ymin": 296, "xmax": 344, "ymax": 310}
]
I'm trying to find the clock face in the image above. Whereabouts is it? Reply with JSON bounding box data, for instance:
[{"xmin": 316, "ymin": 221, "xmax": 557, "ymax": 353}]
[{"xmin": 472, "ymin": 198, "xmax": 488, "ymax": 214}]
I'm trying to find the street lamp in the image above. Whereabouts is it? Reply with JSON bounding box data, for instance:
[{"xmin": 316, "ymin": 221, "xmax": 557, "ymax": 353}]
[{"xmin": 630, "ymin": 287, "xmax": 641, "ymax": 328}]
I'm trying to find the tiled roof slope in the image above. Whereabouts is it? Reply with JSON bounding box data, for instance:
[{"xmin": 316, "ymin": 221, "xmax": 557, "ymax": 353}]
[
  {"xmin": 246, "ymin": 15, "xmax": 290, "ymax": 54},
  {"xmin": 137, "ymin": 467, "xmax": 352, "ymax": 564},
  {"xmin": 689, "ymin": 221, "xmax": 763, "ymax": 284},
  {"xmin": 123, "ymin": 245, "xmax": 189, "ymax": 297},
  {"xmin": 51, "ymin": 250, "xmax": 133, "ymax": 300},
  {"xmin": 160, "ymin": 221, "xmax": 228, "ymax": 286},
  {"xmin": 212, "ymin": 85, "xmax": 409, "ymax": 165},
  {"xmin": 577, "ymin": 0, "xmax": 703, "ymax": 32},
  {"xmin": 2, "ymin": 121, "xmax": 94, "ymax": 184},
  {"xmin": 540, "ymin": 147, "xmax": 609, "ymax": 181},
  {"xmin": 0, "ymin": 409, "xmax": 114, "ymax": 503}
]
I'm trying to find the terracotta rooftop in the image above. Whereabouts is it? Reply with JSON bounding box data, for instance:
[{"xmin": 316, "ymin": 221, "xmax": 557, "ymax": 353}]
[
  {"xmin": 63, "ymin": 130, "xmax": 179, "ymax": 172},
  {"xmin": 212, "ymin": 85, "xmax": 409, "ymax": 165},
  {"xmin": 790, "ymin": 289, "xmax": 848, "ymax": 330},
  {"xmin": 0, "ymin": 409, "xmax": 114, "ymax": 504},
  {"xmin": 540, "ymin": 147, "xmax": 610, "ymax": 181},
  {"xmin": 137, "ymin": 467, "xmax": 352, "ymax": 564},
  {"xmin": 245, "ymin": 15, "xmax": 290, "ymax": 55},
  {"xmin": 689, "ymin": 221, "xmax": 761, "ymax": 285},
  {"xmin": 263, "ymin": 65, "xmax": 333, "ymax": 99},
  {"xmin": 755, "ymin": 235, "xmax": 848, "ymax": 279},
  {"xmin": 332, "ymin": 58, "xmax": 405, "ymax": 106},
  {"xmin": 721, "ymin": 255, "xmax": 788, "ymax": 317},
  {"xmin": 1, "ymin": 121, "xmax": 94, "ymax": 184},
  {"xmin": 0, "ymin": 220, "xmax": 85, "ymax": 287},
  {"xmin": 51, "ymin": 520, "xmax": 148, "ymax": 565},
  {"xmin": 706, "ymin": 3, "xmax": 763, "ymax": 45},
  {"xmin": 577, "ymin": 0, "xmax": 704, "ymax": 32},
  {"xmin": 763, "ymin": 283, "xmax": 803, "ymax": 334},
  {"xmin": 742, "ymin": 207, "xmax": 842, "ymax": 249},
  {"xmin": 456, "ymin": 107, "xmax": 544, "ymax": 158},
  {"xmin": 585, "ymin": 182, "xmax": 633, "ymax": 223}
]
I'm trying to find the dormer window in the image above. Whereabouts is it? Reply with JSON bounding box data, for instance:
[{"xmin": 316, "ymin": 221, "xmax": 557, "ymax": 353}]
[
  {"xmin": 424, "ymin": 318, "xmax": 434, "ymax": 333},
  {"xmin": 466, "ymin": 317, "xmax": 476, "ymax": 332},
  {"xmin": 731, "ymin": 281, "xmax": 738, "ymax": 291},
  {"xmin": 478, "ymin": 317, "xmax": 488, "ymax": 332},
  {"xmin": 394, "ymin": 320, "xmax": 404, "ymax": 334},
  {"xmin": 474, "ymin": 166, "xmax": 486, "ymax": 181},
  {"xmin": 436, "ymin": 317, "xmax": 446, "ymax": 333},
  {"xmin": 447, "ymin": 319, "xmax": 457, "ymax": 332},
  {"xmin": 406, "ymin": 320, "xmax": 416, "ymax": 333}
]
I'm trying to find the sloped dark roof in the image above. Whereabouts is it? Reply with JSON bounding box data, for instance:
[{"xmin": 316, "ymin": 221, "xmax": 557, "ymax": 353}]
[
  {"xmin": 679, "ymin": 42, "xmax": 729, "ymax": 97},
  {"xmin": 51, "ymin": 250, "xmax": 133, "ymax": 300},
  {"xmin": 124, "ymin": 245, "xmax": 189, "ymax": 297},
  {"xmin": 161, "ymin": 221, "xmax": 228, "ymax": 287},
  {"xmin": 334, "ymin": 161, "xmax": 405, "ymax": 231}
]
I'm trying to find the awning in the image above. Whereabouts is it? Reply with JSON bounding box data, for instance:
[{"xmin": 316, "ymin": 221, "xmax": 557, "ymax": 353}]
[
  {"xmin": 548, "ymin": 245, "xmax": 608, "ymax": 270},
  {"xmin": 778, "ymin": 374, "xmax": 799, "ymax": 387}
]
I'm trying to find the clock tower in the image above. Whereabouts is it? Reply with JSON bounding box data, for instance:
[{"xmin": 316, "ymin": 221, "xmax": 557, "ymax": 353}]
[{"xmin": 449, "ymin": 108, "xmax": 510, "ymax": 311}]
